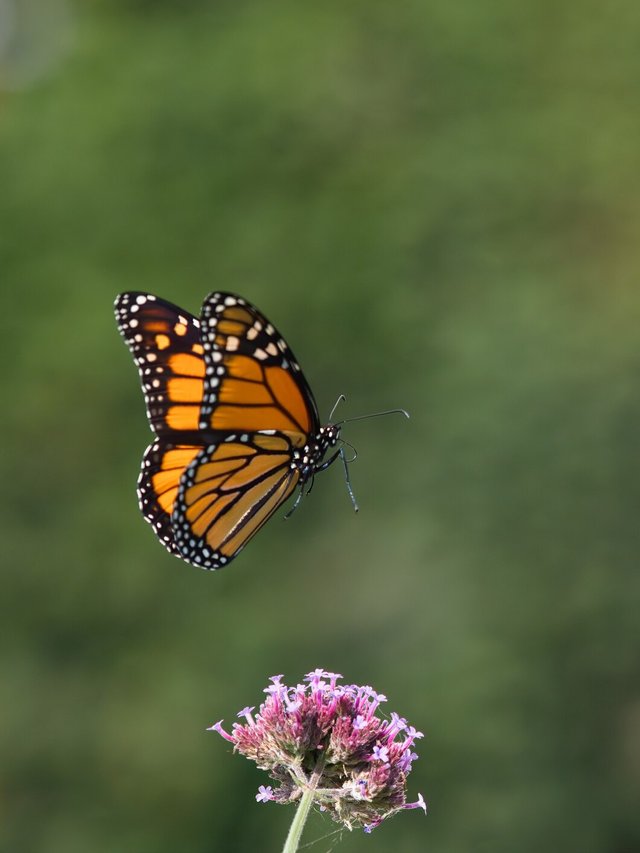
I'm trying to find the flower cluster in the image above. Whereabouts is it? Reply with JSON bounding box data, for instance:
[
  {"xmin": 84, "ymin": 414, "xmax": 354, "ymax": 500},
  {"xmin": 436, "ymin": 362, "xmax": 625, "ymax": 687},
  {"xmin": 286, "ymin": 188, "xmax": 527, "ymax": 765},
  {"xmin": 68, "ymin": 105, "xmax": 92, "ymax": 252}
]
[{"xmin": 210, "ymin": 669, "xmax": 426, "ymax": 833}]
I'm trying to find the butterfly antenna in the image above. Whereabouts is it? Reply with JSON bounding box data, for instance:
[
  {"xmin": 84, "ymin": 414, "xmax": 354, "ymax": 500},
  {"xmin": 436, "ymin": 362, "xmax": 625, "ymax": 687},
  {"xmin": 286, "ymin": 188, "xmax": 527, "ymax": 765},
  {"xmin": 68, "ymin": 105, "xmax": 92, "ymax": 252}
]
[
  {"xmin": 336, "ymin": 407, "xmax": 410, "ymax": 425},
  {"xmin": 328, "ymin": 394, "xmax": 347, "ymax": 422}
]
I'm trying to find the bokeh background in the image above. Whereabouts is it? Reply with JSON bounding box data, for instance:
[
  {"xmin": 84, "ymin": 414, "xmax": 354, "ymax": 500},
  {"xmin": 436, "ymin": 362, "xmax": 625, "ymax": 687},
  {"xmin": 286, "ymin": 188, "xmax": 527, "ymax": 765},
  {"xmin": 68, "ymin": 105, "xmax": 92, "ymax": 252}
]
[{"xmin": 2, "ymin": 1, "xmax": 640, "ymax": 851}]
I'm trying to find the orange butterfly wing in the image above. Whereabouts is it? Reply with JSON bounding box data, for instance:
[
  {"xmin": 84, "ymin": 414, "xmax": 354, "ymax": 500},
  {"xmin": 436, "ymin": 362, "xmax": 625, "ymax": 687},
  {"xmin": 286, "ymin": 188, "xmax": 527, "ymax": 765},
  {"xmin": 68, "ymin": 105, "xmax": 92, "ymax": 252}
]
[
  {"xmin": 136, "ymin": 439, "xmax": 202, "ymax": 558},
  {"xmin": 115, "ymin": 292, "xmax": 210, "ymax": 556},
  {"xmin": 114, "ymin": 292, "xmax": 205, "ymax": 434},
  {"xmin": 172, "ymin": 433, "xmax": 300, "ymax": 569},
  {"xmin": 116, "ymin": 291, "xmax": 323, "ymax": 569},
  {"xmin": 198, "ymin": 292, "xmax": 319, "ymax": 441}
]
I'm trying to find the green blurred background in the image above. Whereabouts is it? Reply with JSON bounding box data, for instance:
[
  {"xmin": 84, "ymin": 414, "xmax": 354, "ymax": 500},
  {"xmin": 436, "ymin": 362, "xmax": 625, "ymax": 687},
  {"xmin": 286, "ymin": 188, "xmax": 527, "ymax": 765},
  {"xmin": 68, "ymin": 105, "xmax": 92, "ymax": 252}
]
[{"xmin": 2, "ymin": 1, "xmax": 640, "ymax": 851}]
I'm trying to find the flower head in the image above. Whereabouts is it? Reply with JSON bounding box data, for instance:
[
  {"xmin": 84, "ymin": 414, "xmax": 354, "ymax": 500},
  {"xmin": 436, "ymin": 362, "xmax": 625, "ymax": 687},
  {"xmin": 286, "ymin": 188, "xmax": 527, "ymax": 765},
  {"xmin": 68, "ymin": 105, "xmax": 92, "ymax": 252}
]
[{"xmin": 210, "ymin": 669, "xmax": 426, "ymax": 833}]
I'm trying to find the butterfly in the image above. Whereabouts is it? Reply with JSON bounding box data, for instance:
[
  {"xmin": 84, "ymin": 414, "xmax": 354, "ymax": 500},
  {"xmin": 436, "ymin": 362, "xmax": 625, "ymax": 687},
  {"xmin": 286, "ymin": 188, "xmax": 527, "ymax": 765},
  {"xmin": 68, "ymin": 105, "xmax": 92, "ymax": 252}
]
[{"xmin": 115, "ymin": 291, "xmax": 407, "ymax": 570}]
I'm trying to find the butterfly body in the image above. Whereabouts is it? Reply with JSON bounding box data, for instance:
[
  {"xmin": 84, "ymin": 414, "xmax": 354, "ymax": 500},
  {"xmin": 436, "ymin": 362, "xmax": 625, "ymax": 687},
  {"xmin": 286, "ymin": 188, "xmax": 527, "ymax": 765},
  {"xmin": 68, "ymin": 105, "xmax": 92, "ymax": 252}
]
[{"xmin": 115, "ymin": 291, "xmax": 341, "ymax": 570}]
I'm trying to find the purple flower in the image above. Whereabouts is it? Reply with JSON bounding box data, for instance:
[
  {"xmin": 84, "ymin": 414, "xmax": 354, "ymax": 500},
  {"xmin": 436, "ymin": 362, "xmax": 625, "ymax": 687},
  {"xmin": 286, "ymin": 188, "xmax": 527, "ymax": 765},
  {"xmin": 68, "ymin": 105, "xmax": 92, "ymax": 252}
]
[
  {"xmin": 371, "ymin": 744, "xmax": 390, "ymax": 763},
  {"xmin": 403, "ymin": 792, "xmax": 428, "ymax": 815},
  {"xmin": 210, "ymin": 669, "xmax": 426, "ymax": 833},
  {"xmin": 237, "ymin": 706, "xmax": 255, "ymax": 725},
  {"xmin": 352, "ymin": 715, "xmax": 367, "ymax": 731},
  {"xmin": 206, "ymin": 720, "xmax": 234, "ymax": 743},
  {"xmin": 256, "ymin": 785, "xmax": 274, "ymax": 803}
]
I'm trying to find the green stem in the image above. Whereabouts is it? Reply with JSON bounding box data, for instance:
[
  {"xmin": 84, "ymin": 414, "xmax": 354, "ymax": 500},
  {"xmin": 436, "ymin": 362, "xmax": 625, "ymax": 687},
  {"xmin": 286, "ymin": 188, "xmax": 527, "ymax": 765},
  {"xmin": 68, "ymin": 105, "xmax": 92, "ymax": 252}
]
[
  {"xmin": 281, "ymin": 756, "xmax": 326, "ymax": 853},
  {"xmin": 281, "ymin": 786, "xmax": 315, "ymax": 853}
]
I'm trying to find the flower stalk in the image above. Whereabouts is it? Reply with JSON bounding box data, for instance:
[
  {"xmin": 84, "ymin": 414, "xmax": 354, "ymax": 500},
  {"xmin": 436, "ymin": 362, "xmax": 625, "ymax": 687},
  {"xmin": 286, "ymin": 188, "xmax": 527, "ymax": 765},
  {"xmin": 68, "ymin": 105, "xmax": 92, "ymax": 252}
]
[{"xmin": 281, "ymin": 754, "xmax": 325, "ymax": 853}]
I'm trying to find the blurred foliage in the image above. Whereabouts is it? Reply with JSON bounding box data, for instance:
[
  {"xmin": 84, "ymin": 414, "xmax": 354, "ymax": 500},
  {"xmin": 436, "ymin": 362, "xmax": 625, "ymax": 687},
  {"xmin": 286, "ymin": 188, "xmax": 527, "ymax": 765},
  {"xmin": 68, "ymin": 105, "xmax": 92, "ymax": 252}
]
[{"xmin": 1, "ymin": 1, "xmax": 640, "ymax": 851}]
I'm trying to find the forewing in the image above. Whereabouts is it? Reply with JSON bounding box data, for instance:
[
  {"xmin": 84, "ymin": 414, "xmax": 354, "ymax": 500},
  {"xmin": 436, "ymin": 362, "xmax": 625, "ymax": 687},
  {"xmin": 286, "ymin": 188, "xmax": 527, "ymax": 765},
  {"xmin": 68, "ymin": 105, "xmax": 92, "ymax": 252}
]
[
  {"xmin": 198, "ymin": 292, "xmax": 319, "ymax": 440},
  {"xmin": 115, "ymin": 292, "xmax": 205, "ymax": 434},
  {"xmin": 172, "ymin": 432, "xmax": 300, "ymax": 570}
]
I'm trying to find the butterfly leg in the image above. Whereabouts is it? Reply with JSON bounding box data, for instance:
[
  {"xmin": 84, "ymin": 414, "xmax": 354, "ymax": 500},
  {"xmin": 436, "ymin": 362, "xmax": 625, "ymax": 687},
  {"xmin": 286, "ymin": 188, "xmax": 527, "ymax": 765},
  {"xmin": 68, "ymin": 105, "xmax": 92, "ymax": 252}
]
[
  {"xmin": 340, "ymin": 446, "xmax": 359, "ymax": 513},
  {"xmin": 284, "ymin": 482, "xmax": 306, "ymax": 519},
  {"xmin": 315, "ymin": 448, "xmax": 340, "ymax": 473}
]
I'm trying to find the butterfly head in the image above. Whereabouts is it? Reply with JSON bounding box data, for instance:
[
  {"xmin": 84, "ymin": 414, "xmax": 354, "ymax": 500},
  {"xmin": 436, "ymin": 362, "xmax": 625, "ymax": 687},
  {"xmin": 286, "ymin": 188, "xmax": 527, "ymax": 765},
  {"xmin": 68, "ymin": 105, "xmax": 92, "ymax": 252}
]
[
  {"xmin": 320, "ymin": 422, "xmax": 342, "ymax": 457},
  {"xmin": 292, "ymin": 423, "xmax": 341, "ymax": 480}
]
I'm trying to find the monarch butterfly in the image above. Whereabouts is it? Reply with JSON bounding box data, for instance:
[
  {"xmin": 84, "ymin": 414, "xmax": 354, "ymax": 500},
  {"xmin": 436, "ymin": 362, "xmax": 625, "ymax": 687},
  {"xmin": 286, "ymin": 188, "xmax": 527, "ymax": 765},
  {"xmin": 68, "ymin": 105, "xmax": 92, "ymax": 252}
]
[{"xmin": 115, "ymin": 291, "xmax": 407, "ymax": 570}]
